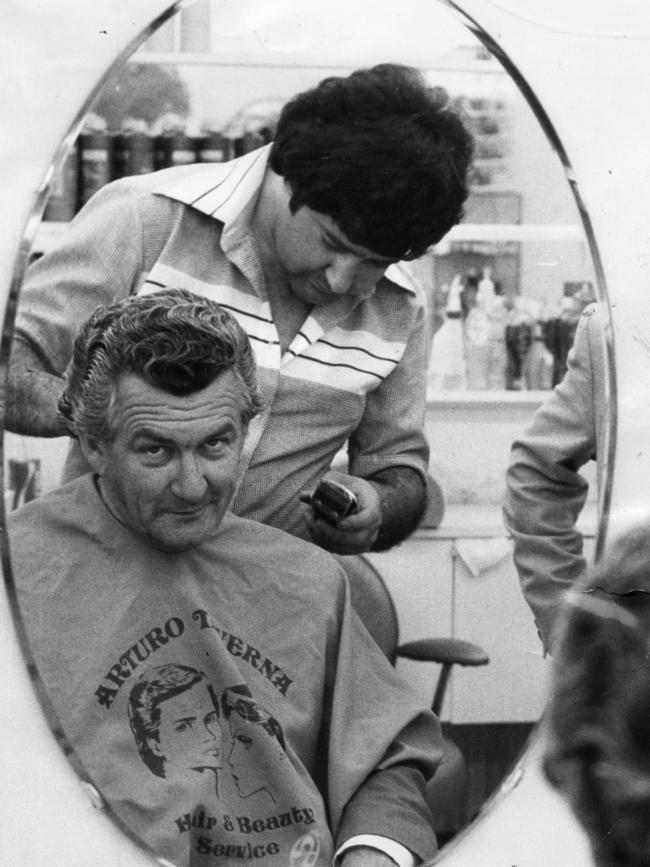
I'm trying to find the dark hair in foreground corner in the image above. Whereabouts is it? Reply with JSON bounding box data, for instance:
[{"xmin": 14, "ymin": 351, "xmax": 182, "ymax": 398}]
[
  {"xmin": 58, "ymin": 288, "xmax": 263, "ymax": 443},
  {"xmin": 270, "ymin": 63, "xmax": 474, "ymax": 261},
  {"xmin": 543, "ymin": 523, "xmax": 650, "ymax": 867}
]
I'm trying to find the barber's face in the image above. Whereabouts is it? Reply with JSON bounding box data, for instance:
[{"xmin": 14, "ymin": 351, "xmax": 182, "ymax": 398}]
[
  {"xmin": 272, "ymin": 183, "xmax": 396, "ymax": 305},
  {"xmin": 83, "ymin": 371, "xmax": 245, "ymax": 551}
]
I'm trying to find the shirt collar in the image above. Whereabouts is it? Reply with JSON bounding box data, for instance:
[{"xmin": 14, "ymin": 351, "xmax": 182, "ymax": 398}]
[
  {"xmin": 383, "ymin": 261, "xmax": 421, "ymax": 295},
  {"xmin": 151, "ymin": 143, "xmax": 272, "ymax": 229}
]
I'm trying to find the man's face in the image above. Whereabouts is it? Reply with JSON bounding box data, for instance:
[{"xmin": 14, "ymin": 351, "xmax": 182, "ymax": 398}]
[
  {"xmin": 84, "ymin": 370, "xmax": 245, "ymax": 551},
  {"xmin": 271, "ymin": 182, "xmax": 396, "ymax": 305},
  {"xmin": 151, "ymin": 681, "xmax": 223, "ymax": 776}
]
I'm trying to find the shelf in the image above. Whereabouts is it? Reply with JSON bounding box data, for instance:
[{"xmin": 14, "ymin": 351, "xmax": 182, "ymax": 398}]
[
  {"xmin": 32, "ymin": 219, "xmax": 585, "ymax": 259},
  {"xmin": 443, "ymin": 223, "xmax": 584, "ymax": 242},
  {"xmin": 130, "ymin": 52, "xmax": 512, "ymax": 77},
  {"xmin": 426, "ymin": 389, "xmax": 549, "ymax": 409},
  {"xmin": 415, "ymin": 502, "xmax": 599, "ymax": 539}
]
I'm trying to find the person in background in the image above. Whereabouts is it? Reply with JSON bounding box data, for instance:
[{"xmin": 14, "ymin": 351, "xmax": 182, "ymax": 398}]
[
  {"xmin": 5, "ymin": 63, "xmax": 473, "ymax": 556},
  {"xmin": 503, "ymin": 303, "xmax": 609, "ymax": 653},
  {"xmin": 11, "ymin": 290, "xmax": 444, "ymax": 867},
  {"xmin": 543, "ymin": 522, "xmax": 650, "ymax": 867}
]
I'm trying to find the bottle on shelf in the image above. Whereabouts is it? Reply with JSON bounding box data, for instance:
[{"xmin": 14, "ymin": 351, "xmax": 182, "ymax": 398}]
[
  {"xmin": 523, "ymin": 320, "xmax": 554, "ymax": 390},
  {"xmin": 504, "ymin": 296, "xmax": 533, "ymax": 390},
  {"xmin": 464, "ymin": 273, "xmax": 492, "ymax": 390},
  {"xmin": 464, "ymin": 265, "xmax": 508, "ymax": 390},
  {"xmin": 112, "ymin": 119, "xmax": 155, "ymax": 179},
  {"xmin": 428, "ymin": 274, "xmax": 467, "ymax": 392},
  {"xmin": 196, "ymin": 130, "xmax": 231, "ymax": 163},
  {"xmin": 481, "ymin": 267, "xmax": 508, "ymax": 390},
  {"xmin": 154, "ymin": 131, "xmax": 197, "ymax": 170},
  {"xmin": 476, "ymin": 264, "xmax": 495, "ymax": 306},
  {"xmin": 233, "ymin": 130, "xmax": 267, "ymax": 157},
  {"xmin": 43, "ymin": 143, "xmax": 79, "ymax": 222},
  {"xmin": 77, "ymin": 114, "xmax": 112, "ymax": 209}
]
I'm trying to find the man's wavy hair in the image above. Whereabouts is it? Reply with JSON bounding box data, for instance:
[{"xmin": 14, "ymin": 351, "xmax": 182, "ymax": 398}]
[
  {"xmin": 58, "ymin": 288, "xmax": 263, "ymax": 444},
  {"xmin": 270, "ymin": 63, "xmax": 474, "ymax": 261},
  {"xmin": 543, "ymin": 523, "xmax": 650, "ymax": 867}
]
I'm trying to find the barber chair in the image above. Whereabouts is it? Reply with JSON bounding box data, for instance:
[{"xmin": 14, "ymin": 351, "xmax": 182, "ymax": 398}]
[{"xmin": 336, "ymin": 553, "xmax": 489, "ymax": 844}]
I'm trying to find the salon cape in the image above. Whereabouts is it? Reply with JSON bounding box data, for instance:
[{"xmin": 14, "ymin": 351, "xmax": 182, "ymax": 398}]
[{"xmin": 10, "ymin": 474, "xmax": 441, "ymax": 866}]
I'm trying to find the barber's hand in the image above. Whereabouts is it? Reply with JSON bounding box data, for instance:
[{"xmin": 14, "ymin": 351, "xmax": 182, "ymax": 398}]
[
  {"xmin": 339, "ymin": 847, "xmax": 398, "ymax": 867},
  {"xmin": 302, "ymin": 470, "xmax": 382, "ymax": 555}
]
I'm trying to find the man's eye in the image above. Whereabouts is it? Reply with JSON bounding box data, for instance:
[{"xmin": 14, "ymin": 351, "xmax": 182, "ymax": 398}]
[
  {"xmin": 204, "ymin": 435, "xmax": 231, "ymax": 451},
  {"xmin": 143, "ymin": 444, "xmax": 165, "ymax": 456},
  {"xmin": 137, "ymin": 444, "xmax": 169, "ymax": 462}
]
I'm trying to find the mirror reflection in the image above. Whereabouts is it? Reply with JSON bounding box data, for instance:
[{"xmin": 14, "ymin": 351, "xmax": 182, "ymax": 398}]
[{"xmin": 3, "ymin": 0, "xmax": 604, "ymax": 863}]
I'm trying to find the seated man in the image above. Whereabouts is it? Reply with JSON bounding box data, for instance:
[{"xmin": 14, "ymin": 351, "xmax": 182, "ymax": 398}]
[{"xmin": 10, "ymin": 289, "xmax": 443, "ymax": 867}]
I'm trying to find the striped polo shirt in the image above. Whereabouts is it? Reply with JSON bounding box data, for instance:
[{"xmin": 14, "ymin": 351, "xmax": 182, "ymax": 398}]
[{"xmin": 17, "ymin": 146, "xmax": 429, "ymax": 539}]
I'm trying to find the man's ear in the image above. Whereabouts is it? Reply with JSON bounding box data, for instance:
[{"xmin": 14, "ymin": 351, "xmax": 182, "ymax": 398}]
[{"xmin": 78, "ymin": 435, "xmax": 106, "ymax": 475}]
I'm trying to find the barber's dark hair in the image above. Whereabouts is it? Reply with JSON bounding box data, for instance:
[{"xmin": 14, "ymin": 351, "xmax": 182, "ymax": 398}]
[
  {"xmin": 128, "ymin": 663, "xmax": 211, "ymax": 778},
  {"xmin": 58, "ymin": 288, "xmax": 262, "ymax": 443},
  {"xmin": 543, "ymin": 523, "xmax": 650, "ymax": 867},
  {"xmin": 270, "ymin": 63, "xmax": 473, "ymax": 260}
]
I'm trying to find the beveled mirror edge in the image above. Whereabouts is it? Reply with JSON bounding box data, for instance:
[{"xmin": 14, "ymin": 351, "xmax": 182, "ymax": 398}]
[
  {"xmin": 430, "ymin": 1, "xmax": 650, "ymax": 861},
  {"xmin": 442, "ymin": 0, "xmax": 615, "ymax": 557},
  {"xmin": 0, "ymin": 3, "xmax": 176, "ymax": 865}
]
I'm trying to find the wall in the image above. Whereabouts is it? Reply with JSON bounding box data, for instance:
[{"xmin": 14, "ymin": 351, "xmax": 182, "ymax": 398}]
[{"xmin": 425, "ymin": 392, "xmax": 598, "ymax": 506}]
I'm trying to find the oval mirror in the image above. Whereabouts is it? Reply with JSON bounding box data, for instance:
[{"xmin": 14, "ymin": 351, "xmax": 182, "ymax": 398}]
[{"xmin": 1, "ymin": 2, "xmax": 648, "ymax": 865}]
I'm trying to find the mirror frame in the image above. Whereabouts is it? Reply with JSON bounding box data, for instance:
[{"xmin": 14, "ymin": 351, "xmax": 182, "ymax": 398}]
[{"xmin": 2, "ymin": 2, "xmax": 649, "ymax": 864}]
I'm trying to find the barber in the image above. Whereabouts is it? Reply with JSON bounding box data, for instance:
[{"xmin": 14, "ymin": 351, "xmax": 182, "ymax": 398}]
[{"xmin": 7, "ymin": 63, "xmax": 473, "ymax": 554}]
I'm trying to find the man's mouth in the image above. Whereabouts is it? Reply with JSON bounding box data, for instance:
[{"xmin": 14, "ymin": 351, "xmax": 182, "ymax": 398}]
[
  {"xmin": 309, "ymin": 282, "xmax": 333, "ymax": 301},
  {"xmin": 166, "ymin": 502, "xmax": 213, "ymax": 518}
]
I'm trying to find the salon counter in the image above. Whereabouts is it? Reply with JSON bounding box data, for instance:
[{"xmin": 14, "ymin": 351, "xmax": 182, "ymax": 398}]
[{"xmin": 367, "ymin": 503, "xmax": 598, "ymax": 725}]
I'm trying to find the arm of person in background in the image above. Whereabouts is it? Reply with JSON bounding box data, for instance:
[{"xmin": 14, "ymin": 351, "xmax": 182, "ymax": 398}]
[
  {"xmin": 503, "ymin": 303, "xmax": 606, "ymax": 653},
  {"xmin": 3, "ymin": 180, "xmax": 157, "ymax": 436},
  {"xmin": 305, "ymin": 298, "xmax": 430, "ymax": 555}
]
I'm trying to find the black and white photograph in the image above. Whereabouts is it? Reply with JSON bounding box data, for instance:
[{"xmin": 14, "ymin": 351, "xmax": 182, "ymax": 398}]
[{"xmin": 1, "ymin": 3, "xmax": 649, "ymax": 866}]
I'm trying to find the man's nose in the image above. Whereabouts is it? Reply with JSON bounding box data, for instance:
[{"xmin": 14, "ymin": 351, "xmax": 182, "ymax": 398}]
[
  {"xmin": 325, "ymin": 254, "xmax": 382, "ymax": 296},
  {"xmin": 171, "ymin": 454, "xmax": 208, "ymax": 500},
  {"xmin": 325, "ymin": 254, "xmax": 363, "ymax": 295}
]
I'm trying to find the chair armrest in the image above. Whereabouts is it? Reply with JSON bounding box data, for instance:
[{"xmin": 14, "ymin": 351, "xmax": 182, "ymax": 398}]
[{"xmin": 397, "ymin": 638, "xmax": 489, "ymax": 667}]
